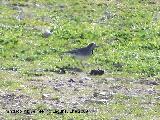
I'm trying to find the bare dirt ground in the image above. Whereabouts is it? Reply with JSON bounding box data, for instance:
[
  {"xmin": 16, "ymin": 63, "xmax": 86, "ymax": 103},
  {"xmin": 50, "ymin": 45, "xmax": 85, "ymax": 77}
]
[{"xmin": 0, "ymin": 70, "xmax": 160, "ymax": 119}]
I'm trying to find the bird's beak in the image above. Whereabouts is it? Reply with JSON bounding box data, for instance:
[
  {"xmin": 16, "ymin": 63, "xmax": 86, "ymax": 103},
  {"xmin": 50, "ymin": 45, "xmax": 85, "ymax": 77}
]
[{"xmin": 95, "ymin": 45, "xmax": 99, "ymax": 48}]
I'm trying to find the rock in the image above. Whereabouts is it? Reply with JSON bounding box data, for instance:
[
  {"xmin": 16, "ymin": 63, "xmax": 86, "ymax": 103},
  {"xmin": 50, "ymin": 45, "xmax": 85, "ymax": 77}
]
[
  {"xmin": 89, "ymin": 98, "xmax": 109, "ymax": 104},
  {"xmin": 74, "ymin": 88, "xmax": 79, "ymax": 91},
  {"xmin": 90, "ymin": 69, "xmax": 104, "ymax": 75},
  {"xmin": 68, "ymin": 79, "xmax": 75, "ymax": 82},
  {"xmin": 42, "ymin": 29, "xmax": 52, "ymax": 38},
  {"xmin": 82, "ymin": 77, "xmax": 91, "ymax": 80},
  {"xmin": 93, "ymin": 92, "xmax": 99, "ymax": 97},
  {"xmin": 79, "ymin": 80, "xmax": 83, "ymax": 83},
  {"xmin": 58, "ymin": 68, "xmax": 66, "ymax": 74},
  {"xmin": 105, "ymin": 78, "xmax": 116, "ymax": 81},
  {"xmin": 146, "ymin": 81, "xmax": 159, "ymax": 85},
  {"xmin": 99, "ymin": 91, "xmax": 106, "ymax": 96},
  {"xmin": 42, "ymin": 94, "xmax": 52, "ymax": 100}
]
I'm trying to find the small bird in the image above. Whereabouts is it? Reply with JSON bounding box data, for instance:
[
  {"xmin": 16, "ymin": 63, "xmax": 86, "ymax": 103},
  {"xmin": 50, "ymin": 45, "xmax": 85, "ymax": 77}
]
[{"xmin": 63, "ymin": 42, "xmax": 99, "ymax": 67}]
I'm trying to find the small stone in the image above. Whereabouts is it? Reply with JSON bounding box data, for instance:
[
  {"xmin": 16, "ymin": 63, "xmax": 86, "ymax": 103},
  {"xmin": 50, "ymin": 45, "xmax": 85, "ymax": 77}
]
[
  {"xmin": 79, "ymin": 80, "xmax": 83, "ymax": 83},
  {"xmin": 146, "ymin": 81, "xmax": 159, "ymax": 85},
  {"xmin": 74, "ymin": 88, "xmax": 79, "ymax": 91},
  {"xmin": 42, "ymin": 29, "xmax": 52, "ymax": 38},
  {"xmin": 90, "ymin": 69, "xmax": 104, "ymax": 75},
  {"xmin": 53, "ymin": 87, "xmax": 59, "ymax": 91},
  {"xmin": 105, "ymin": 78, "xmax": 115, "ymax": 81},
  {"xmin": 42, "ymin": 94, "xmax": 51, "ymax": 100},
  {"xmin": 58, "ymin": 68, "xmax": 66, "ymax": 74},
  {"xmin": 99, "ymin": 92, "xmax": 106, "ymax": 96},
  {"xmin": 93, "ymin": 92, "xmax": 98, "ymax": 97},
  {"xmin": 82, "ymin": 77, "xmax": 91, "ymax": 80},
  {"xmin": 31, "ymin": 100, "xmax": 37, "ymax": 104},
  {"xmin": 89, "ymin": 98, "xmax": 109, "ymax": 104},
  {"xmin": 68, "ymin": 79, "xmax": 75, "ymax": 82}
]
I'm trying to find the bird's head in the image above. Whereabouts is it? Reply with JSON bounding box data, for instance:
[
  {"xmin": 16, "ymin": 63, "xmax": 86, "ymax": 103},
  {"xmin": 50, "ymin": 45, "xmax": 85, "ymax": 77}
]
[{"xmin": 87, "ymin": 42, "xmax": 99, "ymax": 50}]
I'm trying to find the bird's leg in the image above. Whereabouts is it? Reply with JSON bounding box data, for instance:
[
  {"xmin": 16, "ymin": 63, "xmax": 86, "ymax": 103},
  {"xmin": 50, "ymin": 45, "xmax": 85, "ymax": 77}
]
[
  {"xmin": 59, "ymin": 52, "xmax": 64, "ymax": 61},
  {"xmin": 59, "ymin": 54, "xmax": 63, "ymax": 61},
  {"xmin": 80, "ymin": 61, "xmax": 84, "ymax": 68},
  {"xmin": 80, "ymin": 60, "xmax": 85, "ymax": 68}
]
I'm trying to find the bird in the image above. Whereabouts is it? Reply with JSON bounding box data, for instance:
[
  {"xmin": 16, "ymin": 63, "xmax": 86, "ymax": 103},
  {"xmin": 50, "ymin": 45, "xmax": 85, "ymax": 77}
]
[{"xmin": 63, "ymin": 42, "xmax": 99, "ymax": 67}]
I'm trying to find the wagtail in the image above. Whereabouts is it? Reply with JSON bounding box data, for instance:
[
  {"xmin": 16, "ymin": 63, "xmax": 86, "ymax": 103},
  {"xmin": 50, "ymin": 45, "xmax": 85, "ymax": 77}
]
[{"xmin": 63, "ymin": 42, "xmax": 99, "ymax": 67}]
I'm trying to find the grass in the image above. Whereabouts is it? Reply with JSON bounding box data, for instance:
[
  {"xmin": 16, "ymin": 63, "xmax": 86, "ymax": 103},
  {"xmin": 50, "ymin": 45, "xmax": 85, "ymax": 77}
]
[
  {"xmin": 0, "ymin": 0, "xmax": 160, "ymax": 119},
  {"xmin": 1, "ymin": 0, "xmax": 160, "ymax": 77}
]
